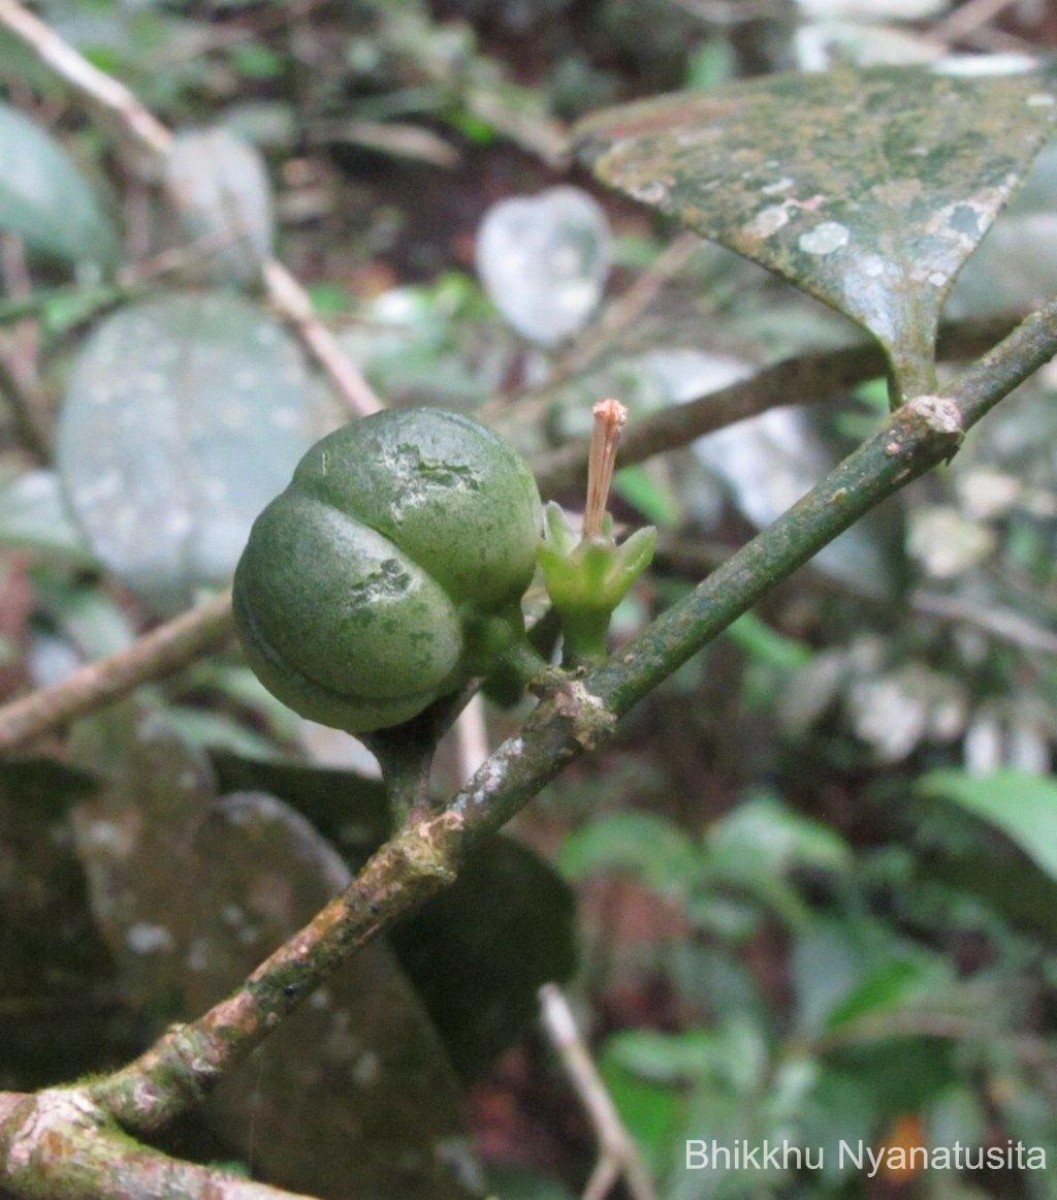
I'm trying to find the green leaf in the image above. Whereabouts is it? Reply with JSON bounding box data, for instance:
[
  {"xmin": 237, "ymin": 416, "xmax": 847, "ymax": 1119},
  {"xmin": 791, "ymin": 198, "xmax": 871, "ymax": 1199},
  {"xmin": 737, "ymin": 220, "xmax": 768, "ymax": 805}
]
[
  {"xmin": 708, "ymin": 793, "xmax": 850, "ymax": 877},
  {"xmin": 0, "ymin": 101, "xmax": 118, "ymax": 269},
  {"xmin": 575, "ymin": 65, "xmax": 1057, "ymax": 401},
  {"xmin": 723, "ymin": 612, "xmax": 812, "ymax": 671},
  {"xmin": 917, "ymin": 768, "xmax": 1057, "ymax": 882},
  {"xmin": 558, "ymin": 810, "xmax": 705, "ymax": 899},
  {"xmin": 55, "ymin": 292, "xmax": 324, "ymax": 612},
  {"xmin": 824, "ymin": 957, "xmax": 943, "ymax": 1032}
]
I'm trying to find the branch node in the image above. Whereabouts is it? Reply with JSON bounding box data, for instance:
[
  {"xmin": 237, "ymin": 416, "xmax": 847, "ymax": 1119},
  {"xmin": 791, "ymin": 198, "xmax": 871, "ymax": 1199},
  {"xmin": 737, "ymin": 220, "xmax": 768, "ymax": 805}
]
[
  {"xmin": 553, "ymin": 679, "xmax": 617, "ymax": 750},
  {"xmin": 904, "ymin": 393, "xmax": 965, "ymax": 460}
]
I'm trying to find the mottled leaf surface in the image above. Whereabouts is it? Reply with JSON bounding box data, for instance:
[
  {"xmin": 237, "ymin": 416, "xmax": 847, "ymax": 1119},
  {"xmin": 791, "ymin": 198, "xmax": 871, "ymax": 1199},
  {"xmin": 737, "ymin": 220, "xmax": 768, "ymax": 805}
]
[
  {"xmin": 164, "ymin": 127, "xmax": 274, "ymax": 283},
  {"xmin": 56, "ymin": 292, "xmax": 323, "ymax": 611},
  {"xmin": 70, "ymin": 708, "xmax": 476, "ymax": 1200},
  {"xmin": 0, "ymin": 101, "xmax": 119, "ymax": 268},
  {"xmin": 575, "ymin": 65, "xmax": 1057, "ymax": 400}
]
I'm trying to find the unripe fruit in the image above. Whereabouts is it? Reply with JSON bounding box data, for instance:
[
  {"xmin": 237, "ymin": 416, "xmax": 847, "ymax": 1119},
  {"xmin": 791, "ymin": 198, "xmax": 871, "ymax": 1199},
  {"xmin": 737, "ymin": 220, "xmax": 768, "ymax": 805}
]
[{"xmin": 234, "ymin": 408, "xmax": 542, "ymax": 734}]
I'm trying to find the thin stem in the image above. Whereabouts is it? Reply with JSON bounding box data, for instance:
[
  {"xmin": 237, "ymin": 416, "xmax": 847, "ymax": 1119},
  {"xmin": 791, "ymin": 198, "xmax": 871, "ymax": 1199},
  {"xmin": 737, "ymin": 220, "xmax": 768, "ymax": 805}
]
[
  {"xmin": 0, "ymin": 589, "xmax": 234, "ymax": 753},
  {"xmin": 531, "ymin": 313, "xmax": 1013, "ymax": 497},
  {"xmin": 84, "ymin": 299, "xmax": 1057, "ymax": 1140},
  {"xmin": 539, "ymin": 984, "xmax": 656, "ymax": 1200}
]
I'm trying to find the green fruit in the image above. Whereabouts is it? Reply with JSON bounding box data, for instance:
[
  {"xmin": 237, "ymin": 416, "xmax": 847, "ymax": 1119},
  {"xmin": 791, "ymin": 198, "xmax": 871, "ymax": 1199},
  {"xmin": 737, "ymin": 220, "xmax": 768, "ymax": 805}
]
[{"xmin": 234, "ymin": 407, "xmax": 542, "ymax": 733}]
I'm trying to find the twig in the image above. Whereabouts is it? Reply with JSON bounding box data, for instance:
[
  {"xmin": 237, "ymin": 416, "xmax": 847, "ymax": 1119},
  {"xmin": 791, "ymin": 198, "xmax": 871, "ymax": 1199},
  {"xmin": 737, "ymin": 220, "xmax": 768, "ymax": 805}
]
[
  {"xmin": 0, "ymin": 0, "xmax": 382, "ymax": 419},
  {"xmin": 910, "ymin": 589, "xmax": 1057, "ymax": 658},
  {"xmin": 0, "ymin": 589, "xmax": 234, "ymax": 753},
  {"xmin": 0, "ymin": 1090, "xmax": 314, "ymax": 1200},
  {"xmin": 558, "ymin": 232, "xmax": 702, "ymax": 379},
  {"xmin": 260, "ymin": 261, "xmax": 381, "ymax": 416},
  {"xmin": 530, "ymin": 313, "xmax": 1020, "ymax": 496},
  {"xmin": 932, "ymin": 0, "xmax": 1022, "ymax": 43},
  {"xmin": 78, "ymin": 299, "xmax": 1057, "ymax": 1138},
  {"xmin": 539, "ymin": 984, "xmax": 656, "ymax": 1200}
]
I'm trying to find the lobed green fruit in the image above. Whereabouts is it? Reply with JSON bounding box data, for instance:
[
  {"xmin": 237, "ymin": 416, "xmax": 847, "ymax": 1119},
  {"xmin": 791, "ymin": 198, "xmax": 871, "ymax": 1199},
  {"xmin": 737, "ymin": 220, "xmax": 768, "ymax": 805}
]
[{"xmin": 233, "ymin": 407, "xmax": 542, "ymax": 734}]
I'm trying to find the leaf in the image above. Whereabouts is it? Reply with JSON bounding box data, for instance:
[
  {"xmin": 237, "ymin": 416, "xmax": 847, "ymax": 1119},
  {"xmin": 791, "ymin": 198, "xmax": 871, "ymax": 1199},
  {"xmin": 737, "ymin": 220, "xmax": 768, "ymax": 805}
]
[
  {"xmin": 575, "ymin": 65, "xmax": 1057, "ymax": 401},
  {"xmin": 56, "ymin": 292, "xmax": 325, "ymax": 612},
  {"xmin": 708, "ymin": 794, "xmax": 851, "ymax": 877},
  {"xmin": 558, "ymin": 810, "xmax": 705, "ymax": 899},
  {"xmin": 917, "ymin": 768, "xmax": 1057, "ymax": 882},
  {"xmin": 164, "ymin": 127, "xmax": 274, "ymax": 283},
  {"xmin": 211, "ymin": 749, "xmax": 390, "ymax": 866},
  {"xmin": 0, "ymin": 758, "xmax": 112, "ymax": 1085},
  {"xmin": 390, "ymin": 836, "xmax": 577, "ymax": 1080},
  {"xmin": 0, "ymin": 469, "xmax": 93, "ymax": 562},
  {"xmin": 475, "ymin": 186, "xmax": 612, "ymax": 345},
  {"xmin": 0, "ymin": 101, "xmax": 119, "ymax": 269}
]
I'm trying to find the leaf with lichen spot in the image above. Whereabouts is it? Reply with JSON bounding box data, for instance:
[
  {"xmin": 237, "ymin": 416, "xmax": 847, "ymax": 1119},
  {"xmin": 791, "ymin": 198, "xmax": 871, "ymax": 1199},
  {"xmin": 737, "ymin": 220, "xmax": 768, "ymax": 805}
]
[
  {"xmin": 574, "ymin": 64, "xmax": 1057, "ymax": 403},
  {"xmin": 56, "ymin": 292, "xmax": 327, "ymax": 613}
]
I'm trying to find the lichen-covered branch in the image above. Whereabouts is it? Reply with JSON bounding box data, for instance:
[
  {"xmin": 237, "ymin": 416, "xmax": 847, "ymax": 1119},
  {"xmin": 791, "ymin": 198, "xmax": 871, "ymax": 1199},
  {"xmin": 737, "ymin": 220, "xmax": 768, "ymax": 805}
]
[
  {"xmin": 0, "ymin": 1090, "xmax": 313, "ymax": 1200},
  {"xmin": 80, "ymin": 299, "xmax": 1057, "ymax": 1140}
]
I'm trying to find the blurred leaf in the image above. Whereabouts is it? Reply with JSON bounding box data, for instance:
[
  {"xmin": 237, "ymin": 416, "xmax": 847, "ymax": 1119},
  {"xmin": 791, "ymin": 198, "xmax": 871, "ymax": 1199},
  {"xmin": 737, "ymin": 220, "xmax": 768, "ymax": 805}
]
[
  {"xmin": 598, "ymin": 1058, "xmax": 682, "ymax": 1179},
  {"xmin": 917, "ymin": 769, "xmax": 1057, "ymax": 882},
  {"xmin": 605, "ymin": 1024, "xmax": 765, "ymax": 1088},
  {"xmin": 390, "ymin": 836, "xmax": 577, "ymax": 1080},
  {"xmin": 575, "ymin": 65, "xmax": 1057, "ymax": 400},
  {"xmin": 210, "ymin": 750, "xmax": 390, "ymax": 866},
  {"xmin": 475, "ymin": 187, "xmax": 611, "ymax": 346},
  {"xmin": 0, "ymin": 469, "xmax": 92, "ymax": 561},
  {"xmin": 485, "ymin": 1166, "xmax": 576, "ymax": 1200},
  {"xmin": 69, "ymin": 706, "xmax": 477, "ymax": 1200},
  {"xmin": 0, "ymin": 101, "xmax": 119, "ymax": 268},
  {"xmin": 920, "ymin": 844, "xmax": 1057, "ymax": 944},
  {"xmin": 56, "ymin": 292, "xmax": 323, "ymax": 612},
  {"xmin": 708, "ymin": 794, "xmax": 850, "ymax": 877},
  {"xmin": 0, "ymin": 757, "xmax": 112, "ymax": 1085},
  {"xmin": 558, "ymin": 810, "xmax": 704, "ymax": 899},
  {"xmin": 613, "ymin": 464, "xmax": 679, "ymax": 526},
  {"xmin": 798, "ymin": 1069, "xmax": 878, "ymax": 1182},
  {"xmin": 692, "ymin": 406, "xmax": 903, "ymax": 596},
  {"xmin": 825, "ymin": 957, "xmax": 944, "ymax": 1031},
  {"xmin": 162, "ymin": 706, "xmax": 281, "ymax": 761},
  {"xmin": 164, "ymin": 127, "xmax": 274, "ymax": 283},
  {"xmin": 792, "ymin": 920, "xmax": 867, "ymax": 1036},
  {"xmin": 722, "ymin": 613, "xmax": 812, "ymax": 671}
]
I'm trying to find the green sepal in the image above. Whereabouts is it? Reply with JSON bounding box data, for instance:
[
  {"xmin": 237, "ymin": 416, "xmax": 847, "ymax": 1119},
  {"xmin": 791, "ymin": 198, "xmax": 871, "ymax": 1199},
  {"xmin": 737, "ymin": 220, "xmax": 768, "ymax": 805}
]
[{"xmin": 537, "ymin": 501, "xmax": 656, "ymax": 664}]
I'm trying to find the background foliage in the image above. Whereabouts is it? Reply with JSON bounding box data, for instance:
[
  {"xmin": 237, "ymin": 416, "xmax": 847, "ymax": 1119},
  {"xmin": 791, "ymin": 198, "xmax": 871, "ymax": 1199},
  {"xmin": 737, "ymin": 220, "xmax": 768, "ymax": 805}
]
[{"xmin": 3, "ymin": 2, "xmax": 1057, "ymax": 1200}]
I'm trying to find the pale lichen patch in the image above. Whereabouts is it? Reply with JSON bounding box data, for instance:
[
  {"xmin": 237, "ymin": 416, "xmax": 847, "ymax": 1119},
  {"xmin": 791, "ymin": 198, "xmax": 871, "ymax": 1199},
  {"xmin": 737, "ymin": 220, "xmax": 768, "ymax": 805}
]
[
  {"xmin": 798, "ymin": 222, "xmax": 849, "ymax": 256},
  {"xmin": 744, "ymin": 204, "xmax": 790, "ymax": 239}
]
